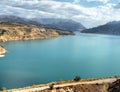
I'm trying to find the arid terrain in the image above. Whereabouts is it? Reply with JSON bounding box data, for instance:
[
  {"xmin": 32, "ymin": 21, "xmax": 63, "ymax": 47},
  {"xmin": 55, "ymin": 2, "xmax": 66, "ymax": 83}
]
[
  {"xmin": 6, "ymin": 77, "xmax": 120, "ymax": 92},
  {"xmin": 0, "ymin": 21, "xmax": 73, "ymax": 42}
]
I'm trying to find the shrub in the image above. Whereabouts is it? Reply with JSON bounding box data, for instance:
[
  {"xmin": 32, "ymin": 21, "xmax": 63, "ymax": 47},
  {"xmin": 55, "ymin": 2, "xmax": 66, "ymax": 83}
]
[{"xmin": 74, "ymin": 76, "xmax": 81, "ymax": 81}]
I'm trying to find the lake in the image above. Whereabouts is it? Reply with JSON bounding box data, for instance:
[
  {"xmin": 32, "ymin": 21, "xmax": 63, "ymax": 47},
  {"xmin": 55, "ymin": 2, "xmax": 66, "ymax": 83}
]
[{"xmin": 0, "ymin": 33, "xmax": 120, "ymax": 89}]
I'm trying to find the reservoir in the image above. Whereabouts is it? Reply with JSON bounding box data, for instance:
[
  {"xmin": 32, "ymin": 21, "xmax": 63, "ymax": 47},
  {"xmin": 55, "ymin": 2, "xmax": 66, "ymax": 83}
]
[{"xmin": 0, "ymin": 33, "xmax": 120, "ymax": 89}]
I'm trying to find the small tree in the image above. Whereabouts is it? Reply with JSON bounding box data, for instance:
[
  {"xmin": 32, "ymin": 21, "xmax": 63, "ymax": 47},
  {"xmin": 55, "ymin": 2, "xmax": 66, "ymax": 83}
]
[{"xmin": 74, "ymin": 76, "xmax": 81, "ymax": 81}]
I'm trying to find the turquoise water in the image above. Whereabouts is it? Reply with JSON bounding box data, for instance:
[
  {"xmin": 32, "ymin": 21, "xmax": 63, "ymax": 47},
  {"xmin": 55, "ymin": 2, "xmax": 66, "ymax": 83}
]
[{"xmin": 1, "ymin": 33, "xmax": 120, "ymax": 89}]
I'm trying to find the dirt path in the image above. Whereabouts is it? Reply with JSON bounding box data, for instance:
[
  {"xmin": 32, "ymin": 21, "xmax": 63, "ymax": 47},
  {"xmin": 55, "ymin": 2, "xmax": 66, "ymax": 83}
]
[{"xmin": 10, "ymin": 78, "xmax": 117, "ymax": 92}]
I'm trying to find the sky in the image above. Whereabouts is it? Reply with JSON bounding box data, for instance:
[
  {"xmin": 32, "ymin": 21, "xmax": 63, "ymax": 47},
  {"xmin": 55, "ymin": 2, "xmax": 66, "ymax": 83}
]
[{"xmin": 0, "ymin": 0, "xmax": 120, "ymax": 28}]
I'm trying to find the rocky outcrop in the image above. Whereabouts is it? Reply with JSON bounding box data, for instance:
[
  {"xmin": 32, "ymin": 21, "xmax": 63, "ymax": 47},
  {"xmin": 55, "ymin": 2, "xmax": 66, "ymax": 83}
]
[
  {"xmin": 0, "ymin": 21, "xmax": 73, "ymax": 42},
  {"xmin": 108, "ymin": 79, "xmax": 120, "ymax": 92},
  {"xmin": 0, "ymin": 45, "xmax": 6, "ymax": 54}
]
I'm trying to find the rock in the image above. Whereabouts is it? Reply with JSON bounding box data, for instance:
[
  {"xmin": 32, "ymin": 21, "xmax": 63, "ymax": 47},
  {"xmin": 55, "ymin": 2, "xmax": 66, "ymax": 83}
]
[
  {"xmin": 0, "ymin": 45, "xmax": 6, "ymax": 54},
  {"xmin": 108, "ymin": 79, "xmax": 120, "ymax": 92}
]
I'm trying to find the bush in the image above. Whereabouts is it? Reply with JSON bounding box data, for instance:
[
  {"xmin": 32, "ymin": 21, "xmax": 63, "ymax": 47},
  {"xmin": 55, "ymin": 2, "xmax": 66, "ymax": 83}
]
[{"xmin": 74, "ymin": 76, "xmax": 81, "ymax": 81}]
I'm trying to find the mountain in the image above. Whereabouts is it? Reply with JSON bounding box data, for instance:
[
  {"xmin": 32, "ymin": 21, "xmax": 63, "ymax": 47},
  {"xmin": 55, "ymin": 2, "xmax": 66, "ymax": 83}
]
[
  {"xmin": 82, "ymin": 21, "xmax": 120, "ymax": 35},
  {"xmin": 0, "ymin": 15, "xmax": 41, "ymax": 26},
  {"xmin": 0, "ymin": 21, "xmax": 73, "ymax": 42},
  {"xmin": 0, "ymin": 15, "xmax": 86, "ymax": 32},
  {"xmin": 32, "ymin": 18, "xmax": 86, "ymax": 31}
]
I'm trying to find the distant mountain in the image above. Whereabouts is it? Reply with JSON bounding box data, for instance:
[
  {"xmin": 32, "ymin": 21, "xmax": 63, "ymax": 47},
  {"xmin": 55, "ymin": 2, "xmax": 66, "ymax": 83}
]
[
  {"xmin": 0, "ymin": 15, "xmax": 41, "ymax": 26},
  {"xmin": 0, "ymin": 15, "xmax": 86, "ymax": 32},
  {"xmin": 82, "ymin": 21, "xmax": 120, "ymax": 35},
  {"xmin": 32, "ymin": 18, "xmax": 86, "ymax": 31}
]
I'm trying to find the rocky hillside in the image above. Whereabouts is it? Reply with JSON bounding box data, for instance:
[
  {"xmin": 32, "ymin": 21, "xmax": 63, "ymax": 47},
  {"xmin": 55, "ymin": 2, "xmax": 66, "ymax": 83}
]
[
  {"xmin": 108, "ymin": 79, "xmax": 120, "ymax": 92},
  {"xmin": 0, "ymin": 21, "xmax": 73, "ymax": 42},
  {"xmin": 0, "ymin": 15, "xmax": 86, "ymax": 32},
  {"xmin": 0, "ymin": 45, "xmax": 6, "ymax": 54},
  {"xmin": 82, "ymin": 21, "xmax": 120, "ymax": 35}
]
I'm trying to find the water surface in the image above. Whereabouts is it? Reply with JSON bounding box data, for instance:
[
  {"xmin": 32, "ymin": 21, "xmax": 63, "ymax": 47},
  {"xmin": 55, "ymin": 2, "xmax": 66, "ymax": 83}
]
[{"xmin": 0, "ymin": 33, "xmax": 120, "ymax": 89}]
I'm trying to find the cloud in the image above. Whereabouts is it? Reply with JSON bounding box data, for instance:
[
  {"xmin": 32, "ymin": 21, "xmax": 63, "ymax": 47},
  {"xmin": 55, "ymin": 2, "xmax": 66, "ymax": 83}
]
[
  {"xmin": 114, "ymin": 3, "xmax": 120, "ymax": 8},
  {"xmin": 0, "ymin": 0, "xmax": 120, "ymax": 28},
  {"xmin": 86, "ymin": 0, "xmax": 109, "ymax": 3},
  {"xmin": 73, "ymin": 0, "xmax": 80, "ymax": 4}
]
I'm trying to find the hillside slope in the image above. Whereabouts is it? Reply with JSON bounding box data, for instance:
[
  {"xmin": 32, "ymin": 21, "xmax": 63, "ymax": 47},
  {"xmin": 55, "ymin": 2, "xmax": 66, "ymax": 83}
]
[
  {"xmin": 33, "ymin": 18, "xmax": 86, "ymax": 31},
  {"xmin": 0, "ymin": 21, "xmax": 73, "ymax": 42},
  {"xmin": 82, "ymin": 21, "xmax": 120, "ymax": 35}
]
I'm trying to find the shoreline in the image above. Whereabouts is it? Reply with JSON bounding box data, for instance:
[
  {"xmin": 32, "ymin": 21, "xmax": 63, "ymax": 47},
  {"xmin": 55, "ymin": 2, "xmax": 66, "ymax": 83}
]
[{"xmin": 7, "ymin": 76, "xmax": 120, "ymax": 92}]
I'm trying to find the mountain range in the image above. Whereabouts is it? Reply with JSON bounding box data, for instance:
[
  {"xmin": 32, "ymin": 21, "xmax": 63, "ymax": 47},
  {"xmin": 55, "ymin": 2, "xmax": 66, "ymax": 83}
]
[
  {"xmin": 82, "ymin": 21, "xmax": 120, "ymax": 35},
  {"xmin": 0, "ymin": 15, "xmax": 86, "ymax": 32},
  {"xmin": 1, "ymin": 15, "xmax": 120, "ymax": 36}
]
